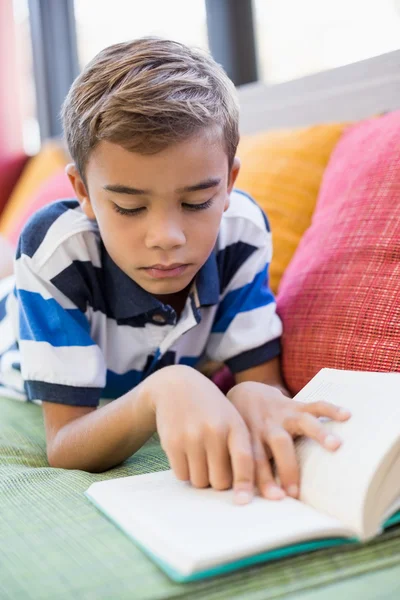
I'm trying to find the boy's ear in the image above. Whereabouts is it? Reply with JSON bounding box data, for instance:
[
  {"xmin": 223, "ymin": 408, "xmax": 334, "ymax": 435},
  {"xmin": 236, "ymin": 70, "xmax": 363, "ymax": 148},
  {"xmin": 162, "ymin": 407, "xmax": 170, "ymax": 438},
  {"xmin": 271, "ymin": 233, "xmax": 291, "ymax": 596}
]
[
  {"xmin": 65, "ymin": 163, "xmax": 96, "ymax": 221},
  {"xmin": 224, "ymin": 156, "xmax": 241, "ymax": 211}
]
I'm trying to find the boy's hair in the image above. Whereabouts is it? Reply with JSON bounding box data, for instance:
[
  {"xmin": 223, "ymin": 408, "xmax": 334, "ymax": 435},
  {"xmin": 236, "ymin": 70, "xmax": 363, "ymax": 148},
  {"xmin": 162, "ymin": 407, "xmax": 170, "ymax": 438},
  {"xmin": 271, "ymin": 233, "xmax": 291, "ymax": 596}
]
[{"xmin": 62, "ymin": 37, "xmax": 239, "ymax": 181}]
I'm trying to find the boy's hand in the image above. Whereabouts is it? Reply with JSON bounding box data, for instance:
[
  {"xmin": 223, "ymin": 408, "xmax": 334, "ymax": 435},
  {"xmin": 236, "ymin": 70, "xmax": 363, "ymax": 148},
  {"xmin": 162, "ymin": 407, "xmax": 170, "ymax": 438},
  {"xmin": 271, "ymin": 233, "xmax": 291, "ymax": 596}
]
[
  {"xmin": 227, "ymin": 382, "xmax": 351, "ymax": 501},
  {"xmin": 144, "ymin": 365, "xmax": 255, "ymax": 504}
]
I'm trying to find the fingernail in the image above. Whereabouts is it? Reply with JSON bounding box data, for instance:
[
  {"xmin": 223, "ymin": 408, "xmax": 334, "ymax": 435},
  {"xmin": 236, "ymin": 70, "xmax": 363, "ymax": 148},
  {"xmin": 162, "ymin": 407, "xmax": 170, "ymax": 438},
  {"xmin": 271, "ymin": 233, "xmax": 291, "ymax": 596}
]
[
  {"xmin": 339, "ymin": 408, "xmax": 351, "ymax": 418},
  {"xmin": 325, "ymin": 434, "xmax": 341, "ymax": 450},
  {"xmin": 235, "ymin": 490, "xmax": 252, "ymax": 505},
  {"xmin": 264, "ymin": 484, "xmax": 286, "ymax": 500},
  {"xmin": 287, "ymin": 484, "xmax": 298, "ymax": 498}
]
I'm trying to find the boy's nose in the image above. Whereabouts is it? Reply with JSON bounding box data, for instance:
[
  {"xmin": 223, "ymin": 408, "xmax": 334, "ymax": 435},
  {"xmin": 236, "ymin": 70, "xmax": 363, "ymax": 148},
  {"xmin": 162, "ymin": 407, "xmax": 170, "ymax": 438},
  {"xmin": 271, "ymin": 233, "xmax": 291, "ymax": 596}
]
[{"xmin": 145, "ymin": 217, "xmax": 186, "ymax": 250}]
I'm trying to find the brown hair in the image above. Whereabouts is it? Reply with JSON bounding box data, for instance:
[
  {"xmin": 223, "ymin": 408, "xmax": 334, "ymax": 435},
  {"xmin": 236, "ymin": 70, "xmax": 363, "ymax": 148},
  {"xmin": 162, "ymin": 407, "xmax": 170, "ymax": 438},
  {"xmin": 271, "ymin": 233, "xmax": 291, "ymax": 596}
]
[{"xmin": 61, "ymin": 37, "xmax": 239, "ymax": 180}]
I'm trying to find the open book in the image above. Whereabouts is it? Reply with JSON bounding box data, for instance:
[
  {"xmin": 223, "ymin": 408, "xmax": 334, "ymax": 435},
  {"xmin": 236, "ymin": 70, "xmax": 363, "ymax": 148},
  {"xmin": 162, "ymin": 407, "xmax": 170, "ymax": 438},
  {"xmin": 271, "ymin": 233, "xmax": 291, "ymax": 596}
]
[{"xmin": 85, "ymin": 368, "xmax": 400, "ymax": 582}]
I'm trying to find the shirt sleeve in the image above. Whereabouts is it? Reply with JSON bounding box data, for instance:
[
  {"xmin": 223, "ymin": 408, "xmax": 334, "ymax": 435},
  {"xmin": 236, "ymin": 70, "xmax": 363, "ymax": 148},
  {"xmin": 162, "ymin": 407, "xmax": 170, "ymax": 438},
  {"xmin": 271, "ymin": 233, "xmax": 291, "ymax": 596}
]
[
  {"xmin": 14, "ymin": 249, "xmax": 106, "ymax": 407},
  {"xmin": 205, "ymin": 205, "xmax": 282, "ymax": 373}
]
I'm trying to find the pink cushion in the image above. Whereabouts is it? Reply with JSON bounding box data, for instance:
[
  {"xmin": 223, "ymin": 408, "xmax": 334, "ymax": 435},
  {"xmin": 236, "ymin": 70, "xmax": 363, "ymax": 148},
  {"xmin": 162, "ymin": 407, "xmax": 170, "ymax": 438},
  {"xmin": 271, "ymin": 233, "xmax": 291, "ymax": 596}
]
[
  {"xmin": 0, "ymin": 153, "xmax": 29, "ymax": 215},
  {"xmin": 7, "ymin": 168, "xmax": 73, "ymax": 245},
  {"xmin": 277, "ymin": 111, "xmax": 400, "ymax": 394}
]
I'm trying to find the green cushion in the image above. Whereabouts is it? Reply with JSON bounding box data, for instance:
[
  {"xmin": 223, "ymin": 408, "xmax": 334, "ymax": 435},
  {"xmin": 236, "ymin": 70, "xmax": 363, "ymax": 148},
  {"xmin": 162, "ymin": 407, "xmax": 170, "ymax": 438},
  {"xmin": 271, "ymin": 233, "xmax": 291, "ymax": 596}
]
[{"xmin": 1, "ymin": 395, "xmax": 400, "ymax": 599}]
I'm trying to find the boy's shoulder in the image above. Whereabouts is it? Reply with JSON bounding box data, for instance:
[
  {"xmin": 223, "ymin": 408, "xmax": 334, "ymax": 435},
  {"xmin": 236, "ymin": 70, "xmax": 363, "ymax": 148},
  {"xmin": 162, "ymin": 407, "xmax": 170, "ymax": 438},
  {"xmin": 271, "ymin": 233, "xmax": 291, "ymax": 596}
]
[
  {"xmin": 219, "ymin": 189, "xmax": 271, "ymax": 248},
  {"xmin": 16, "ymin": 198, "xmax": 99, "ymax": 266}
]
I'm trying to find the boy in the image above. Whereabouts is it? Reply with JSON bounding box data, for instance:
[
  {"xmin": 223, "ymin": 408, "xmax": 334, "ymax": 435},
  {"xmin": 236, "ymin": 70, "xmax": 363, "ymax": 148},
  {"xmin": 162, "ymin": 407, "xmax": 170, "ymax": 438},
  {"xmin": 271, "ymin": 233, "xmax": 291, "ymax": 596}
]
[{"xmin": 0, "ymin": 38, "xmax": 349, "ymax": 505}]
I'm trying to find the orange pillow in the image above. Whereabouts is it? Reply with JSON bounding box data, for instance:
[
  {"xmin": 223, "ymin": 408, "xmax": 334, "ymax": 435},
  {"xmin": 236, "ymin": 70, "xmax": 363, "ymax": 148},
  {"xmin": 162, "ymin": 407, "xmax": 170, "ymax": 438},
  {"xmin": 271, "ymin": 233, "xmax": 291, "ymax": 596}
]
[
  {"xmin": 236, "ymin": 124, "xmax": 348, "ymax": 293},
  {"xmin": 277, "ymin": 112, "xmax": 400, "ymax": 394},
  {"xmin": 0, "ymin": 141, "xmax": 68, "ymax": 238},
  {"xmin": 7, "ymin": 169, "xmax": 74, "ymax": 245}
]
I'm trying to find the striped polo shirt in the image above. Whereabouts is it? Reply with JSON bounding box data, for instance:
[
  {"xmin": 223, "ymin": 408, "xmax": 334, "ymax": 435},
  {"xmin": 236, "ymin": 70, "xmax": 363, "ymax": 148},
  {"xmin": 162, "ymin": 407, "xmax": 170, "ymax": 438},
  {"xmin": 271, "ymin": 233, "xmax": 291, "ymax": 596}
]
[{"xmin": 0, "ymin": 189, "xmax": 282, "ymax": 406}]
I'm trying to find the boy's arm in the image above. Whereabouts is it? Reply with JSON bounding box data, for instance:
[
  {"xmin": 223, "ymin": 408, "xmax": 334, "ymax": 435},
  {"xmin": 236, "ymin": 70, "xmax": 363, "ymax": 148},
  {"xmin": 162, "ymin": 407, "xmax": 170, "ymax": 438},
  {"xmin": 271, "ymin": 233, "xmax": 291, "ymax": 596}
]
[
  {"xmin": 43, "ymin": 382, "xmax": 155, "ymax": 472},
  {"xmin": 234, "ymin": 356, "xmax": 291, "ymax": 397},
  {"xmin": 44, "ymin": 365, "xmax": 255, "ymax": 504}
]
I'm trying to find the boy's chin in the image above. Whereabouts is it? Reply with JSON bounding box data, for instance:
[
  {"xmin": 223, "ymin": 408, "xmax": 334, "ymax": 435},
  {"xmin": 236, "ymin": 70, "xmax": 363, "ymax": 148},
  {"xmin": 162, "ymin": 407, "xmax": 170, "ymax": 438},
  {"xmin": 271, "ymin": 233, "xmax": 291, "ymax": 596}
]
[{"xmin": 135, "ymin": 272, "xmax": 194, "ymax": 296}]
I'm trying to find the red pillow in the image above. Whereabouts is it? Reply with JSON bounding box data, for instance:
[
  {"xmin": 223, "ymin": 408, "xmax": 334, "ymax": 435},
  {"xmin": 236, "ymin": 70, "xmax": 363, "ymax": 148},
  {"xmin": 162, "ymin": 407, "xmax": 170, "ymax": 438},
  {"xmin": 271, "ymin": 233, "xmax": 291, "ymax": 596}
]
[
  {"xmin": 7, "ymin": 168, "xmax": 74, "ymax": 245},
  {"xmin": 277, "ymin": 111, "xmax": 400, "ymax": 395},
  {"xmin": 0, "ymin": 153, "xmax": 29, "ymax": 216}
]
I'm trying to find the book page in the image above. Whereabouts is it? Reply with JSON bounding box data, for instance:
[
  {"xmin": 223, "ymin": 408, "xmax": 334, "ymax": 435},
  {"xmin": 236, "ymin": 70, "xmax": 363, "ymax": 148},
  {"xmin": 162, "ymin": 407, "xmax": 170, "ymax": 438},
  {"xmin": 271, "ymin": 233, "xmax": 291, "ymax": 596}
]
[
  {"xmin": 294, "ymin": 369, "xmax": 400, "ymax": 539},
  {"xmin": 86, "ymin": 470, "xmax": 353, "ymax": 576}
]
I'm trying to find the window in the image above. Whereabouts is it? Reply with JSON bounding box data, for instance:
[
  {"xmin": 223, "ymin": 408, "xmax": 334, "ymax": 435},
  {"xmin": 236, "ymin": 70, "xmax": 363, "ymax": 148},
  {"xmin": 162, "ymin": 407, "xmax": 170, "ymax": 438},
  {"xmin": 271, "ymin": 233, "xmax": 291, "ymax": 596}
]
[
  {"xmin": 74, "ymin": 0, "xmax": 208, "ymax": 68},
  {"xmin": 253, "ymin": 0, "xmax": 400, "ymax": 84},
  {"xmin": 13, "ymin": 0, "xmax": 40, "ymax": 154}
]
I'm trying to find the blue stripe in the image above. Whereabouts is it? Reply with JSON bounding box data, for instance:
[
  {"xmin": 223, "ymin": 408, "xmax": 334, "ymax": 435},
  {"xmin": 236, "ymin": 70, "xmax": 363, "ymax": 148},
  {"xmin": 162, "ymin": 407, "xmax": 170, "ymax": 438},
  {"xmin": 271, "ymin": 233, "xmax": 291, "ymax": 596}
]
[
  {"xmin": 212, "ymin": 266, "xmax": 274, "ymax": 334},
  {"xmin": 18, "ymin": 290, "xmax": 93, "ymax": 346},
  {"xmin": 16, "ymin": 199, "xmax": 78, "ymax": 260},
  {"xmin": 0, "ymin": 294, "xmax": 8, "ymax": 321},
  {"xmin": 179, "ymin": 356, "xmax": 199, "ymax": 367},
  {"xmin": 103, "ymin": 369, "xmax": 143, "ymax": 399}
]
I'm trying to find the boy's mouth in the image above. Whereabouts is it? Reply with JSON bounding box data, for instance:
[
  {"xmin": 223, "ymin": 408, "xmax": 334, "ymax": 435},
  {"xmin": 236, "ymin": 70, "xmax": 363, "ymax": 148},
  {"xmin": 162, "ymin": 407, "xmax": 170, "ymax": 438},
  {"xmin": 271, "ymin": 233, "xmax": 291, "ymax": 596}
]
[{"xmin": 142, "ymin": 263, "xmax": 190, "ymax": 279}]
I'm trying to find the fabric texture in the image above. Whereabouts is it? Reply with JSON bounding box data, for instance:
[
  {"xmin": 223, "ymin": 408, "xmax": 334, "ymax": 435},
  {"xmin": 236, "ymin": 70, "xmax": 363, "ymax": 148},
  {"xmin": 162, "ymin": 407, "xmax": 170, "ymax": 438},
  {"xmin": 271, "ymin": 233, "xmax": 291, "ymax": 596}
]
[
  {"xmin": 6, "ymin": 168, "xmax": 73, "ymax": 245},
  {"xmin": 1, "ymin": 395, "xmax": 400, "ymax": 599},
  {"xmin": 277, "ymin": 111, "xmax": 400, "ymax": 394},
  {"xmin": 0, "ymin": 141, "xmax": 68, "ymax": 237},
  {"xmin": 0, "ymin": 152, "xmax": 29, "ymax": 216},
  {"xmin": 236, "ymin": 123, "xmax": 348, "ymax": 294},
  {"xmin": 0, "ymin": 190, "xmax": 282, "ymax": 405}
]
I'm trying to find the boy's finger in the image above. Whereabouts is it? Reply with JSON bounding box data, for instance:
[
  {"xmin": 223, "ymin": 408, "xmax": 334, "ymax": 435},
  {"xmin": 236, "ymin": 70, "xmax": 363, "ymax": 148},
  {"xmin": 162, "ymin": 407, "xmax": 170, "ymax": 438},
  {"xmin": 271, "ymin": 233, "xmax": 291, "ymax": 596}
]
[
  {"xmin": 264, "ymin": 425, "xmax": 299, "ymax": 497},
  {"xmin": 187, "ymin": 443, "xmax": 209, "ymax": 489},
  {"xmin": 206, "ymin": 434, "xmax": 233, "ymax": 491},
  {"xmin": 168, "ymin": 451, "xmax": 190, "ymax": 482},
  {"xmin": 298, "ymin": 400, "xmax": 351, "ymax": 421},
  {"xmin": 295, "ymin": 412, "xmax": 342, "ymax": 451},
  {"xmin": 252, "ymin": 437, "xmax": 285, "ymax": 500},
  {"xmin": 227, "ymin": 424, "xmax": 254, "ymax": 505}
]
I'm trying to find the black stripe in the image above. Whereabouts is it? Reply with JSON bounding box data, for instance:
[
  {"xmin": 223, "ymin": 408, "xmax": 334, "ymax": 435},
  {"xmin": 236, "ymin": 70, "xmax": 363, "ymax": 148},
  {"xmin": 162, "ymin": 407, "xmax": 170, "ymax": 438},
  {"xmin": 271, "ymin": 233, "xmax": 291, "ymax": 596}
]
[
  {"xmin": 24, "ymin": 380, "xmax": 102, "ymax": 406},
  {"xmin": 16, "ymin": 199, "xmax": 79, "ymax": 259},
  {"xmin": 216, "ymin": 242, "xmax": 258, "ymax": 294},
  {"xmin": 51, "ymin": 260, "xmax": 107, "ymax": 314},
  {"xmin": 50, "ymin": 260, "xmax": 154, "ymax": 326},
  {"xmin": 225, "ymin": 337, "xmax": 281, "ymax": 373}
]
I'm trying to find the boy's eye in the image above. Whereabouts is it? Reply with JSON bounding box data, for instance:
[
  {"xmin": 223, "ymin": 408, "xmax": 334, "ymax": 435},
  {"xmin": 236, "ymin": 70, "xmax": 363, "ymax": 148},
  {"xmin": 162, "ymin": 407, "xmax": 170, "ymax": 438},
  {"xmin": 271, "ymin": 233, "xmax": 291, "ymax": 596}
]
[
  {"xmin": 182, "ymin": 198, "xmax": 214, "ymax": 211},
  {"xmin": 113, "ymin": 204, "xmax": 145, "ymax": 216},
  {"xmin": 113, "ymin": 198, "xmax": 214, "ymax": 216}
]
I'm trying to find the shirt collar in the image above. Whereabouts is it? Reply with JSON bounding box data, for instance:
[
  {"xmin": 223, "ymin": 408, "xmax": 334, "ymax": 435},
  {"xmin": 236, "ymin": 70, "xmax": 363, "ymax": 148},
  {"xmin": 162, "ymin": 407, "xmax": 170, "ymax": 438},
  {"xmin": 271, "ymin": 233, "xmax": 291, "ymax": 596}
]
[
  {"xmin": 194, "ymin": 248, "xmax": 220, "ymax": 307},
  {"xmin": 102, "ymin": 243, "xmax": 220, "ymax": 319}
]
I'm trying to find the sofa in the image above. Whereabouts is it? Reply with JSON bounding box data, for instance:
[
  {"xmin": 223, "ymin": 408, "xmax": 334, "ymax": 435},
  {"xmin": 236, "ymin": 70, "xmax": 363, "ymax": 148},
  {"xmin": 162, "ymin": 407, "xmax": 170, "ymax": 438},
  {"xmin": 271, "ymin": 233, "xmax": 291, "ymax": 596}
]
[{"xmin": 1, "ymin": 51, "xmax": 399, "ymax": 599}]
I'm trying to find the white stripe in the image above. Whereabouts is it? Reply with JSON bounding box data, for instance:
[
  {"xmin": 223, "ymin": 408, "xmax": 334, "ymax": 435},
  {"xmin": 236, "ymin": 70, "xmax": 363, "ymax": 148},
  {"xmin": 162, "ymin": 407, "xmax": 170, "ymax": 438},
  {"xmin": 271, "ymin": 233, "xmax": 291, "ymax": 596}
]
[
  {"xmin": 0, "ymin": 316, "xmax": 16, "ymax": 354},
  {"xmin": 0, "ymin": 275, "xmax": 14, "ymax": 300},
  {"xmin": 159, "ymin": 301, "xmax": 199, "ymax": 355},
  {"xmin": 88, "ymin": 308, "xmax": 173, "ymax": 374},
  {"xmin": 225, "ymin": 190, "xmax": 267, "ymax": 231},
  {"xmin": 14, "ymin": 254, "xmax": 77, "ymax": 308},
  {"xmin": 217, "ymin": 215, "xmax": 272, "ymax": 253},
  {"xmin": 19, "ymin": 340, "xmax": 106, "ymax": 388},
  {"xmin": 0, "ymin": 384, "xmax": 27, "ymax": 402},
  {"xmin": 171, "ymin": 306, "xmax": 218, "ymax": 361},
  {"xmin": 0, "ymin": 349, "xmax": 20, "ymax": 372},
  {"xmin": 31, "ymin": 205, "xmax": 99, "ymax": 268},
  {"xmin": 39, "ymin": 230, "xmax": 102, "ymax": 280},
  {"xmin": 206, "ymin": 304, "xmax": 282, "ymax": 362}
]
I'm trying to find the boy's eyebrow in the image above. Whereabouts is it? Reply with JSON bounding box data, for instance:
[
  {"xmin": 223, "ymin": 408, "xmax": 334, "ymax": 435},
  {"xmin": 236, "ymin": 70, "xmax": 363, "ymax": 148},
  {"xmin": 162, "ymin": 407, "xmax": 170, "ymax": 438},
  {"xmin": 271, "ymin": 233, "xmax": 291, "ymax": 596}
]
[
  {"xmin": 176, "ymin": 177, "xmax": 222, "ymax": 193},
  {"xmin": 103, "ymin": 178, "xmax": 221, "ymax": 196},
  {"xmin": 103, "ymin": 184, "xmax": 148, "ymax": 196}
]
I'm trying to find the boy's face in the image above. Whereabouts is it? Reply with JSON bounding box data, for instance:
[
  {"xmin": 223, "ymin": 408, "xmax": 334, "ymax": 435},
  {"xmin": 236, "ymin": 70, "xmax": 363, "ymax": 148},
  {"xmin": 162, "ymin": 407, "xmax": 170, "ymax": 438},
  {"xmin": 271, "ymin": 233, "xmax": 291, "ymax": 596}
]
[{"xmin": 67, "ymin": 128, "xmax": 240, "ymax": 298}]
